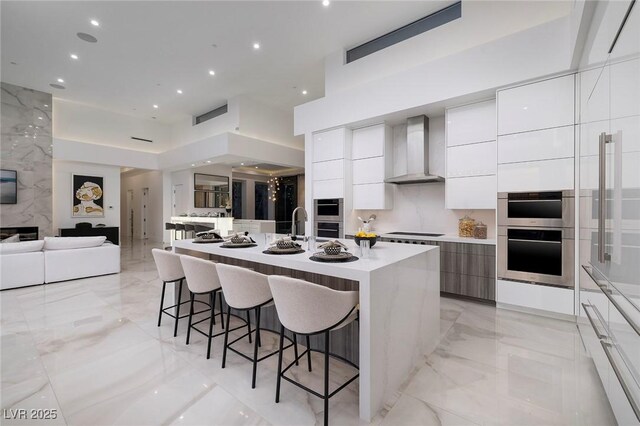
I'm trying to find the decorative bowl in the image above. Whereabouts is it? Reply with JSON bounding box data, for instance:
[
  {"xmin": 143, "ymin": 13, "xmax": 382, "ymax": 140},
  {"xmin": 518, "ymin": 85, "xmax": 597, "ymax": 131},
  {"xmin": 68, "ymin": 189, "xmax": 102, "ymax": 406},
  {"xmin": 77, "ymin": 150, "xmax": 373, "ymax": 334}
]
[
  {"xmin": 230, "ymin": 237, "xmax": 245, "ymax": 244},
  {"xmin": 276, "ymin": 240, "xmax": 296, "ymax": 249},
  {"xmin": 324, "ymin": 246, "xmax": 342, "ymax": 256},
  {"xmin": 354, "ymin": 236, "xmax": 377, "ymax": 248}
]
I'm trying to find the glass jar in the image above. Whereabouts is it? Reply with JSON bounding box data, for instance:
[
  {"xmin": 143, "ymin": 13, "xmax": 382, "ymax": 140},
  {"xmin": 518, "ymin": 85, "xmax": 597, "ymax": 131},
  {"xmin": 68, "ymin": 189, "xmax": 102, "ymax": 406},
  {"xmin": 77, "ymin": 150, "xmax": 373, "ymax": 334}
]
[
  {"xmin": 458, "ymin": 215, "xmax": 476, "ymax": 238},
  {"xmin": 473, "ymin": 222, "xmax": 488, "ymax": 239}
]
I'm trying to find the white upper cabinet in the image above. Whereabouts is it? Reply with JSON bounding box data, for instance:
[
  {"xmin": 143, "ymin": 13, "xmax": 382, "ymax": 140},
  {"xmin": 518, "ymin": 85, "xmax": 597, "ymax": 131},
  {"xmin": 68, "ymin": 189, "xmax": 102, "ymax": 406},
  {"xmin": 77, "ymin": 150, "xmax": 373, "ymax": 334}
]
[
  {"xmin": 312, "ymin": 159, "xmax": 345, "ymax": 181},
  {"xmin": 353, "ymin": 183, "xmax": 393, "ymax": 210},
  {"xmin": 446, "ymin": 100, "xmax": 496, "ymax": 146},
  {"xmin": 312, "ymin": 128, "xmax": 350, "ymax": 163},
  {"xmin": 352, "ymin": 124, "xmax": 392, "ymax": 160},
  {"xmin": 446, "ymin": 141, "xmax": 496, "ymax": 178},
  {"xmin": 498, "ymin": 125, "xmax": 575, "ymax": 164},
  {"xmin": 497, "ymin": 74, "xmax": 575, "ymax": 135},
  {"xmin": 353, "ymin": 157, "xmax": 386, "ymax": 185}
]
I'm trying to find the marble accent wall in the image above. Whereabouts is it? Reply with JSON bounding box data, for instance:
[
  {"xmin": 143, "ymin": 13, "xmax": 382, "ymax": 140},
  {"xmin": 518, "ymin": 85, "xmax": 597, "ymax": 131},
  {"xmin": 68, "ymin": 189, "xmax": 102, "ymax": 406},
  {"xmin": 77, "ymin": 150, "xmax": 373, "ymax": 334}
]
[{"xmin": 0, "ymin": 82, "xmax": 53, "ymax": 238}]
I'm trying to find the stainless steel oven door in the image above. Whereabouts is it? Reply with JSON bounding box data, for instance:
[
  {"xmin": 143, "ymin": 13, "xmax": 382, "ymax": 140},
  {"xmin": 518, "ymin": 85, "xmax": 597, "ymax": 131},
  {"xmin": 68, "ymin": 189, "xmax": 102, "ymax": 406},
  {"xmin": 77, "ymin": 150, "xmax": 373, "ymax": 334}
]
[
  {"xmin": 498, "ymin": 226, "xmax": 575, "ymax": 288},
  {"xmin": 314, "ymin": 199, "xmax": 343, "ymax": 222},
  {"xmin": 498, "ymin": 190, "xmax": 574, "ymax": 228},
  {"xmin": 314, "ymin": 221, "xmax": 343, "ymax": 239}
]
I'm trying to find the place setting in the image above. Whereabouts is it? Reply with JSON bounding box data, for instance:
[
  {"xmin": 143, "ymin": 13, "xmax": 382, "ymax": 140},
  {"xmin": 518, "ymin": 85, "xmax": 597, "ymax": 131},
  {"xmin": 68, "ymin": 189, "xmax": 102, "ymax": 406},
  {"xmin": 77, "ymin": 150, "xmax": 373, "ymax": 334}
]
[
  {"xmin": 192, "ymin": 231, "xmax": 224, "ymax": 244},
  {"xmin": 262, "ymin": 236, "xmax": 305, "ymax": 255},
  {"xmin": 310, "ymin": 240, "xmax": 359, "ymax": 263},
  {"xmin": 220, "ymin": 232, "xmax": 258, "ymax": 248}
]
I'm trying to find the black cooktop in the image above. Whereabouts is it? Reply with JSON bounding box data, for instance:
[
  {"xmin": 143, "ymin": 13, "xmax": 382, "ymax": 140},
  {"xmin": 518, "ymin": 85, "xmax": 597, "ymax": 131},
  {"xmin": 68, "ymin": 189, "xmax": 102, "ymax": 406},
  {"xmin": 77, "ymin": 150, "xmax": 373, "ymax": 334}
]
[{"xmin": 387, "ymin": 232, "xmax": 445, "ymax": 237}]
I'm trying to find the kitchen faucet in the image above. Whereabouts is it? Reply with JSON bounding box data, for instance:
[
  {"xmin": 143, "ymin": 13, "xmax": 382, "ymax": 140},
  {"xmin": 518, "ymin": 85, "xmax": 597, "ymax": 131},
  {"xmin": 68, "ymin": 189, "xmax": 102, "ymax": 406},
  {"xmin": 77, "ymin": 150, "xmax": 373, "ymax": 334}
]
[{"xmin": 291, "ymin": 206, "xmax": 308, "ymax": 237}]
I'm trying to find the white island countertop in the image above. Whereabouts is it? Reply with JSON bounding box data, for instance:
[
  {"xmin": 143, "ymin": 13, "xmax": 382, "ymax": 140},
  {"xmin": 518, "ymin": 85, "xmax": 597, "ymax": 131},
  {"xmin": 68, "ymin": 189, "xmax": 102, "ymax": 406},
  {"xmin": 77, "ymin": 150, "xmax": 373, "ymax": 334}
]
[
  {"xmin": 173, "ymin": 237, "xmax": 437, "ymax": 282},
  {"xmin": 173, "ymin": 234, "xmax": 440, "ymax": 421}
]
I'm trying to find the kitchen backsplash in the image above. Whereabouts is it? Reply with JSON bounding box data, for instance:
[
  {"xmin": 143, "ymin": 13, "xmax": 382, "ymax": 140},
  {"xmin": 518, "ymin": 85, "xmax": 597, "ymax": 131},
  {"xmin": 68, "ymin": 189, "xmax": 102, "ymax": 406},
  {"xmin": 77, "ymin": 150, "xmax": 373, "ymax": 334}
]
[{"xmin": 347, "ymin": 182, "xmax": 496, "ymax": 237}]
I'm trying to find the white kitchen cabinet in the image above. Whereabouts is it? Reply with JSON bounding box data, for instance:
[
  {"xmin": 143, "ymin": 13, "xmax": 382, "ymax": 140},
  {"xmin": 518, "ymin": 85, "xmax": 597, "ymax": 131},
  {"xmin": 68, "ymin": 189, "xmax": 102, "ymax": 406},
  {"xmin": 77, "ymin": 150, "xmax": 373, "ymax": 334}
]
[
  {"xmin": 446, "ymin": 100, "xmax": 496, "ymax": 147},
  {"xmin": 497, "ymin": 125, "xmax": 575, "ymax": 164},
  {"xmin": 611, "ymin": 57, "xmax": 640, "ymax": 119},
  {"xmin": 446, "ymin": 175, "xmax": 497, "ymax": 209},
  {"xmin": 497, "ymin": 158, "xmax": 574, "ymax": 192},
  {"xmin": 446, "ymin": 141, "xmax": 496, "ymax": 178},
  {"xmin": 352, "ymin": 124, "xmax": 392, "ymax": 160},
  {"xmin": 353, "ymin": 183, "xmax": 393, "ymax": 210},
  {"xmin": 312, "ymin": 159, "xmax": 345, "ymax": 181},
  {"xmin": 580, "ymin": 66, "xmax": 610, "ymax": 124},
  {"xmin": 498, "ymin": 74, "xmax": 575, "ymax": 135},
  {"xmin": 353, "ymin": 157, "xmax": 386, "ymax": 185},
  {"xmin": 497, "ymin": 279, "xmax": 574, "ymax": 315},
  {"xmin": 312, "ymin": 128, "xmax": 350, "ymax": 162},
  {"xmin": 313, "ymin": 179, "xmax": 344, "ymax": 199}
]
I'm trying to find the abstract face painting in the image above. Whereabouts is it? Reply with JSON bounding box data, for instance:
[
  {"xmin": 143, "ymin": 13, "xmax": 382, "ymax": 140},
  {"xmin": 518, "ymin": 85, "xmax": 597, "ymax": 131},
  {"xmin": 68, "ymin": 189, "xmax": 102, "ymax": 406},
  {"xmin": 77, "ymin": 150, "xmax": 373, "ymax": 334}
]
[{"xmin": 72, "ymin": 174, "xmax": 104, "ymax": 217}]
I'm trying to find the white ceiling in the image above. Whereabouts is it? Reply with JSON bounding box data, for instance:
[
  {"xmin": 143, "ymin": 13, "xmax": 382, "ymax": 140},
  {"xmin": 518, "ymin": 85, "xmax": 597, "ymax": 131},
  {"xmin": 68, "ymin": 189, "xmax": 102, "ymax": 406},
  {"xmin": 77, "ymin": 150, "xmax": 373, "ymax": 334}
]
[{"xmin": 1, "ymin": 1, "xmax": 452, "ymax": 124}]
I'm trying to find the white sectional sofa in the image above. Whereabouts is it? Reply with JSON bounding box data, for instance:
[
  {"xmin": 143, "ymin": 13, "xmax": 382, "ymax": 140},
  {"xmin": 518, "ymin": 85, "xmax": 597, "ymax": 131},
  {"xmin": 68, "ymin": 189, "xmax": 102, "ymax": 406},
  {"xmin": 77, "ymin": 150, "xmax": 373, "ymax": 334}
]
[{"xmin": 0, "ymin": 236, "xmax": 120, "ymax": 290}]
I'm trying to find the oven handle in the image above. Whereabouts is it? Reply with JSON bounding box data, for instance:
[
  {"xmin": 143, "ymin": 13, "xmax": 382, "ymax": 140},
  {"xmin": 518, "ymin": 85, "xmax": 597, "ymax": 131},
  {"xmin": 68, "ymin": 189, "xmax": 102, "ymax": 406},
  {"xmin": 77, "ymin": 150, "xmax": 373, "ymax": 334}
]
[
  {"xmin": 598, "ymin": 132, "xmax": 612, "ymax": 262},
  {"xmin": 507, "ymin": 238, "xmax": 561, "ymax": 244},
  {"xmin": 601, "ymin": 341, "xmax": 640, "ymax": 422},
  {"xmin": 507, "ymin": 199, "xmax": 560, "ymax": 203}
]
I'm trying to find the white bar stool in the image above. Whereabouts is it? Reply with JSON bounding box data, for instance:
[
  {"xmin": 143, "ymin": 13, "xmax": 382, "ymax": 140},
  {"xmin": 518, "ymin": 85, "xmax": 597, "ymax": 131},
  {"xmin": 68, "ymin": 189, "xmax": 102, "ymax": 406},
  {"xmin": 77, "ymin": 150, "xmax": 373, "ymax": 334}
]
[
  {"xmin": 268, "ymin": 275, "xmax": 359, "ymax": 426},
  {"xmin": 152, "ymin": 248, "xmax": 209, "ymax": 337},
  {"xmin": 215, "ymin": 263, "xmax": 295, "ymax": 389},
  {"xmin": 179, "ymin": 255, "xmax": 226, "ymax": 359}
]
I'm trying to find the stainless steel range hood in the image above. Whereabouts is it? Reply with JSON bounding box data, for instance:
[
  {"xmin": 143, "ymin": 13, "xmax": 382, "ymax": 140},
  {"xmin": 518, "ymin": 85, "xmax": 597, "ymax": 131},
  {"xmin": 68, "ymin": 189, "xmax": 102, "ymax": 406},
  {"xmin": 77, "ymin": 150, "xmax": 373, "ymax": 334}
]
[{"xmin": 385, "ymin": 115, "xmax": 444, "ymax": 185}]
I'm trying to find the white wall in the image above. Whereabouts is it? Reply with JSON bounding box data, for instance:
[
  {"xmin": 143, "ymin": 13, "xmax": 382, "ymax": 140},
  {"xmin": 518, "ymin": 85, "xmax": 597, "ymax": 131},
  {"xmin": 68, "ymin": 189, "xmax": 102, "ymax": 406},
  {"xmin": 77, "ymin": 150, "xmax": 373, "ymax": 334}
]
[
  {"xmin": 54, "ymin": 138, "xmax": 159, "ymax": 170},
  {"xmin": 325, "ymin": 1, "xmax": 574, "ymax": 95},
  {"xmin": 170, "ymin": 99, "xmax": 240, "ymax": 148},
  {"xmin": 120, "ymin": 170, "xmax": 164, "ymax": 241},
  {"xmin": 237, "ymin": 96, "xmax": 304, "ymax": 149},
  {"xmin": 53, "ymin": 160, "xmax": 121, "ymax": 232},
  {"xmin": 53, "ymin": 99, "xmax": 172, "ymax": 153}
]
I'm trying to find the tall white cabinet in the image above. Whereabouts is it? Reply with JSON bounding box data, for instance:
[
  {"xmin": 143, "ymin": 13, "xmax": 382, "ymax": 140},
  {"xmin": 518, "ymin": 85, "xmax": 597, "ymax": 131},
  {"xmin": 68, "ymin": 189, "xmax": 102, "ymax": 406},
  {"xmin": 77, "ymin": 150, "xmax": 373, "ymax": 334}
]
[
  {"xmin": 351, "ymin": 124, "xmax": 394, "ymax": 210},
  {"xmin": 496, "ymin": 74, "xmax": 576, "ymax": 192},
  {"xmin": 445, "ymin": 99, "xmax": 497, "ymax": 209},
  {"xmin": 311, "ymin": 128, "xmax": 351, "ymax": 200}
]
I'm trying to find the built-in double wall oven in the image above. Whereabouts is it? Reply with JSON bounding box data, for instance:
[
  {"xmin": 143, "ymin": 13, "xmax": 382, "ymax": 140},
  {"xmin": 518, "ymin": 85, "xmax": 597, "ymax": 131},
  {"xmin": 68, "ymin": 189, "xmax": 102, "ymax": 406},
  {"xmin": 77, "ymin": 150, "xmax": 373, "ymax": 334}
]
[
  {"xmin": 498, "ymin": 191, "xmax": 575, "ymax": 288},
  {"xmin": 314, "ymin": 199, "xmax": 344, "ymax": 239}
]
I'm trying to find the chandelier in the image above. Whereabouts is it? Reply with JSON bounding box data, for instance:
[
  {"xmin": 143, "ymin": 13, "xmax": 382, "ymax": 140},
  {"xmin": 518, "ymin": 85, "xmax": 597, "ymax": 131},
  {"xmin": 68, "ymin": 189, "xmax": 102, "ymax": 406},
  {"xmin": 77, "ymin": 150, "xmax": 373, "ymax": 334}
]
[{"xmin": 268, "ymin": 175, "xmax": 280, "ymax": 202}]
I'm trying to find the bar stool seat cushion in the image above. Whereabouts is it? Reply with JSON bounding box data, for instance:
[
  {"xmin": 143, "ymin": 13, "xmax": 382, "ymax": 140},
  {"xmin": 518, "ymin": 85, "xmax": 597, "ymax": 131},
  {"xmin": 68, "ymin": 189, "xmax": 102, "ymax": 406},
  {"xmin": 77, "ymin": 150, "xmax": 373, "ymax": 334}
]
[{"xmin": 268, "ymin": 276, "xmax": 358, "ymax": 335}]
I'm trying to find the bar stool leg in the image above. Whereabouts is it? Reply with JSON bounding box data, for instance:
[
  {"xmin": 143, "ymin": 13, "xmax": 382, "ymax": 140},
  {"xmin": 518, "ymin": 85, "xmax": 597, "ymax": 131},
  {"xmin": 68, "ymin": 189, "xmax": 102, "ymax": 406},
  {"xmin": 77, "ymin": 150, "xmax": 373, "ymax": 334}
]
[
  {"xmin": 306, "ymin": 335, "xmax": 313, "ymax": 372},
  {"xmin": 174, "ymin": 279, "xmax": 183, "ymax": 337},
  {"xmin": 158, "ymin": 281, "xmax": 167, "ymax": 327},
  {"xmin": 218, "ymin": 293, "xmax": 225, "ymax": 329},
  {"xmin": 324, "ymin": 330, "xmax": 330, "ymax": 426},
  {"xmin": 207, "ymin": 292, "xmax": 215, "ymax": 359},
  {"xmin": 186, "ymin": 292, "xmax": 195, "ymax": 344},
  {"xmin": 275, "ymin": 325, "xmax": 285, "ymax": 403},
  {"xmin": 256, "ymin": 307, "xmax": 262, "ymax": 348},
  {"xmin": 222, "ymin": 306, "xmax": 232, "ymax": 368},
  {"xmin": 246, "ymin": 311, "xmax": 253, "ymax": 344},
  {"xmin": 251, "ymin": 306, "xmax": 262, "ymax": 389},
  {"xmin": 293, "ymin": 334, "xmax": 299, "ymax": 366}
]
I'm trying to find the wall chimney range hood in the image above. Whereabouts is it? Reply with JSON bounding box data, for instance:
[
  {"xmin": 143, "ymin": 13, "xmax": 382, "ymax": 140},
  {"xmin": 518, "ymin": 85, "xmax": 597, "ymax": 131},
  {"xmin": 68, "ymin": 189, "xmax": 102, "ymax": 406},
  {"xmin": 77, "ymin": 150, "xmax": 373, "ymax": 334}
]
[{"xmin": 385, "ymin": 115, "xmax": 444, "ymax": 185}]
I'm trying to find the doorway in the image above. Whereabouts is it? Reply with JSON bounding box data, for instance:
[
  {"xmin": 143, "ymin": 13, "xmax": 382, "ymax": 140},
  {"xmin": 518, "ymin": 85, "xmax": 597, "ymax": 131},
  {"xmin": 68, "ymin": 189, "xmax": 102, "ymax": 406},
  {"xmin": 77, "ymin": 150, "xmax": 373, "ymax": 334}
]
[
  {"xmin": 142, "ymin": 187, "xmax": 149, "ymax": 240},
  {"xmin": 126, "ymin": 189, "xmax": 134, "ymax": 239},
  {"xmin": 172, "ymin": 184, "xmax": 184, "ymax": 216}
]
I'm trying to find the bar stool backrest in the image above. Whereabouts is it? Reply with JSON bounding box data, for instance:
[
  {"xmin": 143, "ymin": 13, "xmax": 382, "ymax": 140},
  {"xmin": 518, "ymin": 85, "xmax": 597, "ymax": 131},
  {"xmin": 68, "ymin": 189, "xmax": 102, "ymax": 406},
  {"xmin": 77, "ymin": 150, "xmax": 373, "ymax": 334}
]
[
  {"xmin": 268, "ymin": 276, "xmax": 359, "ymax": 334},
  {"xmin": 216, "ymin": 263, "xmax": 272, "ymax": 310},
  {"xmin": 179, "ymin": 255, "xmax": 221, "ymax": 293},
  {"xmin": 152, "ymin": 248, "xmax": 185, "ymax": 282}
]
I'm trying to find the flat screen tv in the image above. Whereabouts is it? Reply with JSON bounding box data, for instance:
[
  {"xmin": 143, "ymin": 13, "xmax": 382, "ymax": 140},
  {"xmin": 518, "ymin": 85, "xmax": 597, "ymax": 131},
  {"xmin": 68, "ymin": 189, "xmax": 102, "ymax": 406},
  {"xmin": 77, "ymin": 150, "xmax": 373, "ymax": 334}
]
[{"xmin": 0, "ymin": 169, "xmax": 17, "ymax": 204}]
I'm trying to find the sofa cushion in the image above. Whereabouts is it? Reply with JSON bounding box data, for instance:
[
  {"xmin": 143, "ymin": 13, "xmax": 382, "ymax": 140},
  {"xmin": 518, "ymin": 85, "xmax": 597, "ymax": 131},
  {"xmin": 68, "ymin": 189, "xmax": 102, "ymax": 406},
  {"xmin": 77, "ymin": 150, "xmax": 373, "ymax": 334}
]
[
  {"xmin": 1, "ymin": 234, "xmax": 20, "ymax": 243},
  {"xmin": 0, "ymin": 240, "xmax": 45, "ymax": 254},
  {"xmin": 43, "ymin": 236, "xmax": 107, "ymax": 250}
]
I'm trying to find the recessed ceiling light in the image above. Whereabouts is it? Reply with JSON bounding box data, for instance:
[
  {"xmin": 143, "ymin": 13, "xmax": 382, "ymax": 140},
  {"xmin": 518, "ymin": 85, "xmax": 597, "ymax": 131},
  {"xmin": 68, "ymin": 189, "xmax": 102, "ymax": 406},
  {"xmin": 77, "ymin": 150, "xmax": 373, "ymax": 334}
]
[
  {"xmin": 206, "ymin": 160, "xmax": 211, "ymax": 163},
  {"xmin": 153, "ymin": 104, "xmax": 158, "ymax": 109},
  {"xmin": 90, "ymin": 19, "xmax": 100, "ymax": 27},
  {"xmin": 302, "ymin": 90, "xmax": 308, "ymax": 95},
  {"xmin": 241, "ymin": 163, "xmax": 244, "ymax": 166},
  {"xmin": 44, "ymin": 104, "xmax": 48, "ymax": 107},
  {"xmin": 57, "ymin": 78, "xmax": 64, "ymax": 83},
  {"xmin": 38, "ymin": 117, "xmax": 43, "ymax": 120},
  {"xmin": 255, "ymin": 166, "xmax": 259, "ymax": 169},
  {"xmin": 77, "ymin": 32, "xmax": 98, "ymax": 43},
  {"xmin": 70, "ymin": 54, "xmax": 79, "ymax": 60},
  {"xmin": 191, "ymin": 164, "xmax": 195, "ymax": 167},
  {"xmin": 176, "ymin": 89, "xmax": 183, "ymax": 94},
  {"xmin": 253, "ymin": 42, "xmax": 260, "ymax": 50},
  {"xmin": 322, "ymin": 0, "xmax": 330, "ymax": 6},
  {"xmin": 208, "ymin": 70, "xmax": 215, "ymax": 76}
]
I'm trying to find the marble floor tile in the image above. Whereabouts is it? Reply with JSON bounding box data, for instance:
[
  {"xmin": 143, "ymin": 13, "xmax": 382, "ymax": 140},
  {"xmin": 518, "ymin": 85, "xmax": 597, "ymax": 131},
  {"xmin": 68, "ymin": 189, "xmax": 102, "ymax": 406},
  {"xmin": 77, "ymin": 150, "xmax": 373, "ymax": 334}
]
[
  {"xmin": 0, "ymin": 240, "xmax": 616, "ymax": 426},
  {"xmin": 0, "ymin": 376, "xmax": 67, "ymax": 425}
]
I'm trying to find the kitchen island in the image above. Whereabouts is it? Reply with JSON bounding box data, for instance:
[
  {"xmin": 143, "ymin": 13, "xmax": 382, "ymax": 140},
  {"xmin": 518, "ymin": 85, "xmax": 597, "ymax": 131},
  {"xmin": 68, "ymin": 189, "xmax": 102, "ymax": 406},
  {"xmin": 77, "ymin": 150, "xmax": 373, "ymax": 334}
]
[{"xmin": 173, "ymin": 237, "xmax": 440, "ymax": 421}]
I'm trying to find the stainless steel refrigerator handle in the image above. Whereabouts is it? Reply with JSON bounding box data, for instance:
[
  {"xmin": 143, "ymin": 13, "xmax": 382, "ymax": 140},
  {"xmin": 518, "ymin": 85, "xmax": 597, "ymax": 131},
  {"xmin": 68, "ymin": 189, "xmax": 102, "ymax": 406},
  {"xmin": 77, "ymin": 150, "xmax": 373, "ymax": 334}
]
[
  {"xmin": 581, "ymin": 303, "xmax": 607, "ymax": 339},
  {"xmin": 598, "ymin": 132, "xmax": 612, "ymax": 262},
  {"xmin": 601, "ymin": 341, "xmax": 640, "ymax": 422}
]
